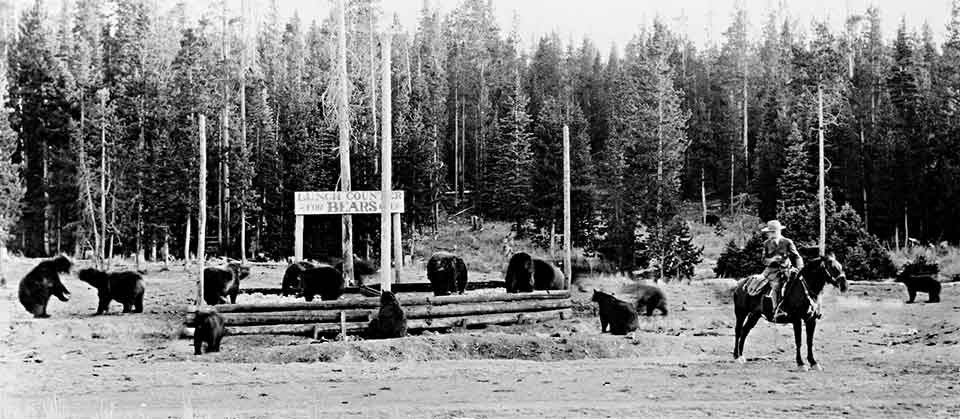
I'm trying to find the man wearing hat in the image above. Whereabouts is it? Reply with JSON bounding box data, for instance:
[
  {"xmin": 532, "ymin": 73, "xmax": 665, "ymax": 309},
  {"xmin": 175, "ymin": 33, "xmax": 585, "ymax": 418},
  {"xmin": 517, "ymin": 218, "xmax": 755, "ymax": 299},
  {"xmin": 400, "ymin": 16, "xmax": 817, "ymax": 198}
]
[{"xmin": 761, "ymin": 220, "xmax": 803, "ymax": 320}]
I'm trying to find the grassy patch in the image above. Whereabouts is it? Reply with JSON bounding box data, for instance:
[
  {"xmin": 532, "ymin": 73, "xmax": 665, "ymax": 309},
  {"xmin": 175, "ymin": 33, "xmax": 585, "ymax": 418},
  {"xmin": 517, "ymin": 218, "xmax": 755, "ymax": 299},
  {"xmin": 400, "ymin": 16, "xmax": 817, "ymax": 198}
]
[{"xmin": 889, "ymin": 246, "xmax": 960, "ymax": 281}]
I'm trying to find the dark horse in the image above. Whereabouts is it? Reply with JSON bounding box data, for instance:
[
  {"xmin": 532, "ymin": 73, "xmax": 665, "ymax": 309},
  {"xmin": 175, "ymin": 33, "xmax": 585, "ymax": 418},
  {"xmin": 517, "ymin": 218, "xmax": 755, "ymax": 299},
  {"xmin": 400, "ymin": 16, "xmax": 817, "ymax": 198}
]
[{"xmin": 732, "ymin": 253, "xmax": 848, "ymax": 370}]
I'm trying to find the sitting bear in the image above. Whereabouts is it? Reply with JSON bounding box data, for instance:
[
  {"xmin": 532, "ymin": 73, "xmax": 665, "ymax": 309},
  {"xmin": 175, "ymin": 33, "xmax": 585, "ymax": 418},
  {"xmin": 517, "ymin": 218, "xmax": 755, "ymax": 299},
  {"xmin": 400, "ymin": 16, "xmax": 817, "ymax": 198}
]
[
  {"xmin": 77, "ymin": 268, "xmax": 145, "ymax": 314},
  {"xmin": 193, "ymin": 309, "xmax": 226, "ymax": 355},
  {"xmin": 366, "ymin": 290, "xmax": 407, "ymax": 339},
  {"xmin": 633, "ymin": 284, "xmax": 668, "ymax": 316},
  {"xmin": 203, "ymin": 262, "xmax": 250, "ymax": 305},
  {"xmin": 895, "ymin": 274, "xmax": 941, "ymax": 303},
  {"xmin": 427, "ymin": 251, "xmax": 468, "ymax": 296},
  {"xmin": 18, "ymin": 255, "xmax": 72, "ymax": 318},
  {"xmin": 300, "ymin": 264, "xmax": 345, "ymax": 301},
  {"xmin": 591, "ymin": 289, "xmax": 639, "ymax": 335}
]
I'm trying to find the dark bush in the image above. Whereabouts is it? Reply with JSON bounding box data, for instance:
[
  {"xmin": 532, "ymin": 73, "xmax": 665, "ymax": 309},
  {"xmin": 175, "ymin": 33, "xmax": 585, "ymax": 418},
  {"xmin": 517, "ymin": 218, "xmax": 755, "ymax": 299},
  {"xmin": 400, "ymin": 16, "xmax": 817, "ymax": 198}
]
[{"xmin": 714, "ymin": 233, "xmax": 765, "ymax": 279}]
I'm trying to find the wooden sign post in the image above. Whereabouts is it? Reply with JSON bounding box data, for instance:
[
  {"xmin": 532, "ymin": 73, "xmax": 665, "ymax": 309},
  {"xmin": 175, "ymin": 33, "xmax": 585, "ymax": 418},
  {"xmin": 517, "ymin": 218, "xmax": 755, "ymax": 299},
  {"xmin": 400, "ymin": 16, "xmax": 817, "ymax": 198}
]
[
  {"xmin": 380, "ymin": 33, "xmax": 393, "ymax": 291},
  {"xmin": 196, "ymin": 114, "xmax": 207, "ymax": 308},
  {"xmin": 562, "ymin": 125, "xmax": 572, "ymax": 288}
]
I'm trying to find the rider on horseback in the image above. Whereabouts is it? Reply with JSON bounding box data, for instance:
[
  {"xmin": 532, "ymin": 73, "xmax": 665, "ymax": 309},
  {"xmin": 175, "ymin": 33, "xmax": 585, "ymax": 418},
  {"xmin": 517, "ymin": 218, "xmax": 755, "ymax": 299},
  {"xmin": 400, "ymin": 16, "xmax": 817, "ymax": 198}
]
[{"xmin": 761, "ymin": 220, "xmax": 803, "ymax": 321}]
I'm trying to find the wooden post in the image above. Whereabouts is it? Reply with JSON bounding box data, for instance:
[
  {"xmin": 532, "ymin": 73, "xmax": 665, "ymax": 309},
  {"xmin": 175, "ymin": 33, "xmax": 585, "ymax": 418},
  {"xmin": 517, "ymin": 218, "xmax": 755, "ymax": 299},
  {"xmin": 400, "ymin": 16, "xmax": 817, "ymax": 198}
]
[
  {"xmin": 562, "ymin": 125, "xmax": 572, "ymax": 288},
  {"xmin": 393, "ymin": 212, "xmax": 402, "ymax": 270},
  {"xmin": 337, "ymin": 0, "xmax": 354, "ymax": 284},
  {"xmin": 380, "ymin": 32, "xmax": 393, "ymax": 292},
  {"xmin": 700, "ymin": 167, "xmax": 707, "ymax": 224},
  {"xmin": 197, "ymin": 115, "xmax": 207, "ymax": 308},
  {"xmin": 294, "ymin": 215, "xmax": 304, "ymax": 262},
  {"xmin": 99, "ymin": 89, "xmax": 108, "ymax": 269},
  {"xmin": 817, "ymin": 85, "xmax": 826, "ymax": 255}
]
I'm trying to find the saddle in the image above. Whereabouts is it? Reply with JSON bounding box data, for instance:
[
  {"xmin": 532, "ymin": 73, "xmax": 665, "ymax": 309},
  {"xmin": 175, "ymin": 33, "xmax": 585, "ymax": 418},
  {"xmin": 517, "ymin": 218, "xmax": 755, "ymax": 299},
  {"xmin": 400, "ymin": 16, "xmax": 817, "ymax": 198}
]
[
  {"xmin": 744, "ymin": 272, "xmax": 821, "ymax": 323},
  {"xmin": 743, "ymin": 275, "xmax": 770, "ymax": 296}
]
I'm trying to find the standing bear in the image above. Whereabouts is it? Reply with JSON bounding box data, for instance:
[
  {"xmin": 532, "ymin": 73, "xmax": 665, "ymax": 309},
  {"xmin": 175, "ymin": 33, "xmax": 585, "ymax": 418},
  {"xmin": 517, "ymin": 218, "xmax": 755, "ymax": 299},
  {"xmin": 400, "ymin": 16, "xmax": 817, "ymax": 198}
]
[
  {"xmin": 18, "ymin": 256, "xmax": 72, "ymax": 318},
  {"xmin": 505, "ymin": 252, "xmax": 567, "ymax": 293},
  {"xmin": 632, "ymin": 283, "xmax": 668, "ymax": 316},
  {"xmin": 77, "ymin": 268, "xmax": 146, "ymax": 314},
  {"xmin": 203, "ymin": 262, "xmax": 250, "ymax": 305},
  {"xmin": 194, "ymin": 309, "xmax": 226, "ymax": 355},
  {"xmin": 427, "ymin": 251, "xmax": 468, "ymax": 296},
  {"xmin": 895, "ymin": 273, "xmax": 941, "ymax": 303},
  {"xmin": 299, "ymin": 264, "xmax": 345, "ymax": 301}
]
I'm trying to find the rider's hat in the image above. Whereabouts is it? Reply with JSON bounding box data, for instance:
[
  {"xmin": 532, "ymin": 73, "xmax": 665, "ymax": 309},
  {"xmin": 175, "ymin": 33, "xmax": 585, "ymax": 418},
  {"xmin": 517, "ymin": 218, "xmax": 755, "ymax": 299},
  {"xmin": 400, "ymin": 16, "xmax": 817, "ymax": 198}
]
[{"xmin": 761, "ymin": 220, "xmax": 786, "ymax": 232}]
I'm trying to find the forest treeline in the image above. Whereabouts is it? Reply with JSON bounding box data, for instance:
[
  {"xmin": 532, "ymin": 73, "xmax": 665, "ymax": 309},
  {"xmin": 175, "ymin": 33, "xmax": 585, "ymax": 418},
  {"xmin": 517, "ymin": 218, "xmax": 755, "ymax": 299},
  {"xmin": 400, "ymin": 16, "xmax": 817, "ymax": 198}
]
[{"xmin": 1, "ymin": 0, "xmax": 959, "ymax": 273}]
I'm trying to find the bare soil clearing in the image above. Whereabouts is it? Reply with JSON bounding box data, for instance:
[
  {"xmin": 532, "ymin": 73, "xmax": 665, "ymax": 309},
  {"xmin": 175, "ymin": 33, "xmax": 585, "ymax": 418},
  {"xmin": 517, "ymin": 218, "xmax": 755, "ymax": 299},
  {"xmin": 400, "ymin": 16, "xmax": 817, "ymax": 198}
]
[{"xmin": 2, "ymin": 260, "xmax": 959, "ymax": 418}]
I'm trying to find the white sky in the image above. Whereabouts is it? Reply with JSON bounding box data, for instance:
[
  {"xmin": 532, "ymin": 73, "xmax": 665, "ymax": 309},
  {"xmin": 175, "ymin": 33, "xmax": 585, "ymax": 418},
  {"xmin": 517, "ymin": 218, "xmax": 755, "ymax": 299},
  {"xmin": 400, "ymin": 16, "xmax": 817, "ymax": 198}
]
[
  {"xmin": 19, "ymin": 0, "xmax": 958, "ymax": 51},
  {"xmin": 268, "ymin": 0, "xmax": 956, "ymax": 51}
]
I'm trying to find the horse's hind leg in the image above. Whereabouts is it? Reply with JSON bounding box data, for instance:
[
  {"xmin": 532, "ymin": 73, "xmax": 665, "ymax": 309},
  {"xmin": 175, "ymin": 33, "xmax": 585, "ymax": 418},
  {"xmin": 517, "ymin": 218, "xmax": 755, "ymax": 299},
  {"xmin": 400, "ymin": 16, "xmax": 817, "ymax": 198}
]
[
  {"xmin": 793, "ymin": 320, "xmax": 806, "ymax": 371},
  {"xmin": 805, "ymin": 318, "xmax": 820, "ymax": 370}
]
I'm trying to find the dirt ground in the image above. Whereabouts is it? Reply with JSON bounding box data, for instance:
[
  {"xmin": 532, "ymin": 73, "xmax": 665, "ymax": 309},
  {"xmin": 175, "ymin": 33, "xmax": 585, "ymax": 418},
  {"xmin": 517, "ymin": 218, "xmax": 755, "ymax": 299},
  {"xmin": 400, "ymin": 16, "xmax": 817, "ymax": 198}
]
[{"xmin": 1, "ymin": 259, "xmax": 959, "ymax": 418}]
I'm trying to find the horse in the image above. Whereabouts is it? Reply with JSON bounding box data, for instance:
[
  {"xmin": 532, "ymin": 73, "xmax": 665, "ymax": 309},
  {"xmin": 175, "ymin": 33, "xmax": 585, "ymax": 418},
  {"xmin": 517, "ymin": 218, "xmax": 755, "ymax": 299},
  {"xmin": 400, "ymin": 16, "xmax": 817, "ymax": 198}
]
[{"xmin": 732, "ymin": 253, "xmax": 848, "ymax": 370}]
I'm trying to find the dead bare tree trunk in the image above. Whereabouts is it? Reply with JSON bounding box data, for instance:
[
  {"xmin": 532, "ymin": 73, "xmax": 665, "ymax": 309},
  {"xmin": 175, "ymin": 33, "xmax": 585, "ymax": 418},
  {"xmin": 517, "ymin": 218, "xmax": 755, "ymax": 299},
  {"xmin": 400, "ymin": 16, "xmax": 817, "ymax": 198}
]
[
  {"xmin": 337, "ymin": 0, "xmax": 354, "ymax": 283},
  {"xmin": 99, "ymin": 89, "xmax": 108, "ymax": 267}
]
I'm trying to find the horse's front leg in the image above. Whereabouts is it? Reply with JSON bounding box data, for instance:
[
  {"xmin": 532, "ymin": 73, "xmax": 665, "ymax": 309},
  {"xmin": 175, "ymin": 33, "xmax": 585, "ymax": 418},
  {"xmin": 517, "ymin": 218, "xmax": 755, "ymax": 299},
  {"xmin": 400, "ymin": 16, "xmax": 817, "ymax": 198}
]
[
  {"xmin": 793, "ymin": 320, "xmax": 806, "ymax": 371},
  {"xmin": 805, "ymin": 318, "xmax": 820, "ymax": 370}
]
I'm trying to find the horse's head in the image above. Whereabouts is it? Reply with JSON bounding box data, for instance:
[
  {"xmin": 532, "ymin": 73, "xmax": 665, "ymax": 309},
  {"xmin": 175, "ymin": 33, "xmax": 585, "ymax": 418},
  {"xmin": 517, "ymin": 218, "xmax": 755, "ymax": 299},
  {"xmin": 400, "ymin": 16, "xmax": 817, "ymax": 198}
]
[{"xmin": 820, "ymin": 253, "xmax": 848, "ymax": 293}]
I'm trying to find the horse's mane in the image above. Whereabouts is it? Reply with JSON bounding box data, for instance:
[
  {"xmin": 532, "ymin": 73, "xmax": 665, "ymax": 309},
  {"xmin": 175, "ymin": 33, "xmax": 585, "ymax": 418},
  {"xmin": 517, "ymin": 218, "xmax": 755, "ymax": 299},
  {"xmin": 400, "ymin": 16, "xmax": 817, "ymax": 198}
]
[{"xmin": 799, "ymin": 257, "xmax": 828, "ymax": 297}]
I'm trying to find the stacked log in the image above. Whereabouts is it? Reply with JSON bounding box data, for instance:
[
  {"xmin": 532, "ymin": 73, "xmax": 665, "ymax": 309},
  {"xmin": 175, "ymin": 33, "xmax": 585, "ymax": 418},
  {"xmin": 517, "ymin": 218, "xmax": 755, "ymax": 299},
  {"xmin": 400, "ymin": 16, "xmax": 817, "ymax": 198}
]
[
  {"xmin": 183, "ymin": 291, "xmax": 571, "ymax": 338},
  {"xmin": 241, "ymin": 280, "xmax": 507, "ymax": 296}
]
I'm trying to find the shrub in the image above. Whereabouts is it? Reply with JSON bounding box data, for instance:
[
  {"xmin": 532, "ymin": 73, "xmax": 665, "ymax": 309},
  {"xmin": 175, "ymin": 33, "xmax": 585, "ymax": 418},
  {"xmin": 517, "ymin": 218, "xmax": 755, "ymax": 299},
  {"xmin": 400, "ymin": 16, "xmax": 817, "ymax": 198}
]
[
  {"xmin": 826, "ymin": 204, "xmax": 897, "ymax": 281},
  {"xmin": 899, "ymin": 254, "xmax": 939, "ymax": 278},
  {"xmin": 714, "ymin": 232, "xmax": 765, "ymax": 279}
]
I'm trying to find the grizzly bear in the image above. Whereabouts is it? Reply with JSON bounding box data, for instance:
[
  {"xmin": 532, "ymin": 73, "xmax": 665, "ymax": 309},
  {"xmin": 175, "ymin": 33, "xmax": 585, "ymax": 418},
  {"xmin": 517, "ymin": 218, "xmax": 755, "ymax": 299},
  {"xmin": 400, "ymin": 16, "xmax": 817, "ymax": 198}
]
[
  {"xmin": 427, "ymin": 251, "xmax": 469, "ymax": 296},
  {"xmin": 592, "ymin": 289, "xmax": 639, "ymax": 335},
  {"xmin": 366, "ymin": 290, "xmax": 407, "ymax": 339},
  {"xmin": 18, "ymin": 256, "xmax": 72, "ymax": 318},
  {"xmin": 203, "ymin": 263, "xmax": 250, "ymax": 305},
  {"xmin": 300, "ymin": 264, "xmax": 345, "ymax": 301},
  {"xmin": 77, "ymin": 268, "xmax": 145, "ymax": 314},
  {"xmin": 895, "ymin": 274, "xmax": 941, "ymax": 303},
  {"xmin": 193, "ymin": 310, "xmax": 226, "ymax": 355}
]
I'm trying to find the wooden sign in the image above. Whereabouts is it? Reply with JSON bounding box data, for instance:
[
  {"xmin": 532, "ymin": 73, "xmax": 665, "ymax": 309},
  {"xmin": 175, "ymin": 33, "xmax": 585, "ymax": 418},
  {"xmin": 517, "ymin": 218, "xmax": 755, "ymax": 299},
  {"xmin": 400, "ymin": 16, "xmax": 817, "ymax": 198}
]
[{"xmin": 295, "ymin": 191, "xmax": 405, "ymax": 215}]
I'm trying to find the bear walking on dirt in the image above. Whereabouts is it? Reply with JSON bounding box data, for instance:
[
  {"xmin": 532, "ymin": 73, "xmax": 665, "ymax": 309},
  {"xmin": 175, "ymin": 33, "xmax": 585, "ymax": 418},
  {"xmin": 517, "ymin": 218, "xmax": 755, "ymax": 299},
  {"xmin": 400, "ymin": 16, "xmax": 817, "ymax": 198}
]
[
  {"xmin": 194, "ymin": 310, "xmax": 226, "ymax": 355},
  {"xmin": 895, "ymin": 274, "xmax": 941, "ymax": 303},
  {"xmin": 631, "ymin": 283, "xmax": 668, "ymax": 316},
  {"xmin": 77, "ymin": 268, "xmax": 146, "ymax": 314},
  {"xmin": 367, "ymin": 290, "xmax": 407, "ymax": 339},
  {"xmin": 203, "ymin": 262, "xmax": 250, "ymax": 305},
  {"xmin": 591, "ymin": 289, "xmax": 639, "ymax": 335},
  {"xmin": 427, "ymin": 251, "xmax": 468, "ymax": 296},
  {"xmin": 18, "ymin": 255, "xmax": 72, "ymax": 318}
]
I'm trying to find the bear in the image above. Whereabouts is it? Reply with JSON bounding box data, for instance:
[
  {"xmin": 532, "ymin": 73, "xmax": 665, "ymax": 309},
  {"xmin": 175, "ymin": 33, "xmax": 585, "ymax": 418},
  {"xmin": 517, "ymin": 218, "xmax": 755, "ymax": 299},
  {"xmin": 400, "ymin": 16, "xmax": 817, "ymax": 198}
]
[
  {"xmin": 77, "ymin": 268, "xmax": 145, "ymax": 315},
  {"xmin": 427, "ymin": 251, "xmax": 469, "ymax": 296},
  {"xmin": 505, "ymin": 252, "xmax": 536, "ymax": 293},
  {"xmin": 203, "ymin": 262, "xmax": 250, "ymax": 305},
  {"xmin": 281, "ymin": 261, "xmax": 317, "ymax": 297},
  {"xmin": 895, "ymin": 273, "xmax": 941, "ymax": 303},
  {"xmin": 18, "ymin": 255, "xmax": 72, "ymax": 318},
  {"xmin": 335, "ymin": 255, "xmax": 377, "ymax": 287},
  {"xmin": 633, "ymin": 283, "xmax": 668, "ymax": 316},
  {"xmin": 366, "ymin": 290, "xmax": 407, "ymax": 339},
  {"xmin": 300, "ymin": 264, "xmax": 345, "ymax": 301},
  {"xmin": 532, "ymin": 258, "xmax": 567, "ymax": 291},
  {"xmin": 193, "ymin": 309, "xmax": 226, "ymax": 355},
  {"xmin": 591, "ymin": 289, "xmax": 639, "ymax": 335}
]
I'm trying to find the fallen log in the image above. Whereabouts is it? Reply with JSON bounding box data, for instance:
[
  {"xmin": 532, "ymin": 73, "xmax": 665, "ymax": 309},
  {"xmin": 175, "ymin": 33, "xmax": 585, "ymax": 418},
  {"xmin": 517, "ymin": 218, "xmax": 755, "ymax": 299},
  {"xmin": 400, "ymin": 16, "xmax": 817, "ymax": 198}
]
[
  {"xmin": 203, "ymin": 291, "xmax": 570, "ymax": 313},
  {"xmin": 185, "ymin": 309, "xmax": 372, "ymax": 327}
]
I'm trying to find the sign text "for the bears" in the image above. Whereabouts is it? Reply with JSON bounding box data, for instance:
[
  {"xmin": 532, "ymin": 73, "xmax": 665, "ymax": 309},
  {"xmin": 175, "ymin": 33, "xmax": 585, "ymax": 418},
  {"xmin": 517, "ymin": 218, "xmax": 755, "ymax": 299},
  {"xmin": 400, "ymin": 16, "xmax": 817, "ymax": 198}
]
[{"xmin": 294, "ymin": 191, "xmax": 405, "ymax": 215}]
